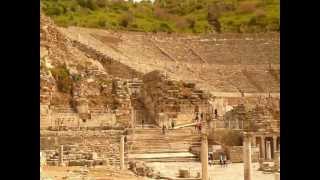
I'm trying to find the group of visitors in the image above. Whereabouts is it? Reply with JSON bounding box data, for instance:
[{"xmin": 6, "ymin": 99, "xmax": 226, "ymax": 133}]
[
  {"xmin": 194, "ymin": 112, "xmax": 203, "ymax": 134},
  {"xmin": 161, "ymin": 119, "xmax": 175, "ymax": 135},
  {"xmin": 219, "ymin": 154, "xmax": 228, "ymax": 168},
  {"xmin": 208, "ymin": 153, "xmax": 228, "ymax": 167}
]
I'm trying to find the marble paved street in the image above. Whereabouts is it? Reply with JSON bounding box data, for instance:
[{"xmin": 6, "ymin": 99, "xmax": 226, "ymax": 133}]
[{"xmin": 147, "ymin": 162, "xmax": 276, "ymax": 180}]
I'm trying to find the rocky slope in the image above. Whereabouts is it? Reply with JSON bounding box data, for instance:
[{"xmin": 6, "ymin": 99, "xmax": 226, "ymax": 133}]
[{"xmin": 40, "ymin": 14, "xmax": 122, "ymax": 108}]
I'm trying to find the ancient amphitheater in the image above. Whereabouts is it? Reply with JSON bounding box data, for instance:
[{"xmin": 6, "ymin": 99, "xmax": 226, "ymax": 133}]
[
  {"xmin": 60, "ymin": 26, "xmax": 279, "ymax": 94},
  {"xmin": 40, "ymin": 13, "xmax": 280, "ymax": 180}
]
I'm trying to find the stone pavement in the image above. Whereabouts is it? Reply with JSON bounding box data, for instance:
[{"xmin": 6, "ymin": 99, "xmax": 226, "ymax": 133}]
[
  {"xmin": 146, "ymin": 162, "xmax": 275, "ymax": 180},
  {"xmin": 128, "ymin": 152, "xmax": 196, "ymax": 159}
]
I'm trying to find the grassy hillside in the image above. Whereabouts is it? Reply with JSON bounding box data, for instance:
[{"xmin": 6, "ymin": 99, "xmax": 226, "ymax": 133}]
[{"xmin": 41, "ymin": 0, "xmax": 279, "ymax": 33}]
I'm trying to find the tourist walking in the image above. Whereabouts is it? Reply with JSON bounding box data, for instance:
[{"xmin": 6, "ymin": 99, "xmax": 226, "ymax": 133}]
[
  {"xmin": 162, "ymin": 125, "xmax": 166, "ymax": 135},
  {"xmin": 194, "ymin": 113, "xmax": 199, "ymax": 133},
  {"xmin": 142, "ymin": 119, "xmax": 144, "ymax": 128},
  {"xmin": 124, "ymin": 130, "xmax": 128, "ymax": 144},
  {"xmin": 209, "ymin": 153, "xmax": 214, "ymax": 166},
  {"xmin": 223, "ymin": 154, "xmax": 227, "ymax": 167},
  {"xmin": 219, "ymin": 154, "xmax": 223, "ymax": 168},
  {"xmin": 171, "ymin": 120, "xmax": 175, "ymax": 129},
  {"xmin": 214, "ymin": 109, "xmax": 218, "ymax": 118}
]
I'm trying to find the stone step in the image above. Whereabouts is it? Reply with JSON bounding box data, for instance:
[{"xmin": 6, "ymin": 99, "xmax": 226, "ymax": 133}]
[
  {"xmin": 128, "ymin": 149, "xmax": 195, "ymax": 154},
  {"xmin": 128, "ymin": 142, "xmax": 200, "ymax": 148},
  {"xmin": 128, "ymin": 152, "xmax": 199, "ymax": 162},
  {"xmin": 128, "ymin": 135, "xmax": 200, "ymax": 139},
  {"xmin": 128, "ymin": 127, "xmax": 200, "ymax": 156},
  {"xmin": 129, "ymin": 157, "xmax": 199, "ymax": 163},
  {"xmin": 128, "ymin": 139, "xmax": 200, "ymax": 144},
  {"xmin": 131, "ymin": 132, "xmax": 198, "ymax": 136}
]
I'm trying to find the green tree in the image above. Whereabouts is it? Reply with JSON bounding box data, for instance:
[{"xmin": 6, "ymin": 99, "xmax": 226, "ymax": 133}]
[{"xmin": 119, "ymin": 12, "xmax": 134, "ymax": 27}]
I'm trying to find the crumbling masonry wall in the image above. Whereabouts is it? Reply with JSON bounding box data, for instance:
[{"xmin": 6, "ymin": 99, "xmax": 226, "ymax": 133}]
[
  {"xmin": 40, "ymin": 130, "xmax": 124, "ymax": 167},
  {"xmin": 141, "ymin": 70, "xmax": 211, "ymax": 126}
]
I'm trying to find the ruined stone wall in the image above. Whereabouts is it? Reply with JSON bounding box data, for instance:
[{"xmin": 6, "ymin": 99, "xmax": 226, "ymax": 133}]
[
  {"xmin": 142, "ymin": 70, "xmax": 211, "ymax": 126},
  {"xmin": 227, "ymin": 146, "xmax": 259, "ymax": 163},
  {"xmin": 40, "ymin": 104, "xmax": 51, "ymax": 129},
  {"xmin": 41, "ymin": 106, "xmax": 120, "ymax": 130},
  {"xmin": 40, "ymin": 130, "xmax": 124, "ymax": 167}
]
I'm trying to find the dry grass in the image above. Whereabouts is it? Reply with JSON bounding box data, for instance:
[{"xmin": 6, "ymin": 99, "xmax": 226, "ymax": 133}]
[
  {"xmin": 238, "ymin": 1, "xmax": 259, "ymax": 14},
  {"xmin": 255, "ymin": 9, "xmax": 267, "ymax": 17}
]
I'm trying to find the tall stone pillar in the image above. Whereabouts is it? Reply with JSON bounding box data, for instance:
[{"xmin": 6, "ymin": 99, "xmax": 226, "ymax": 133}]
[
  {"xmin": 252, "ymin": 136, "xmax": 256, "ymax": 147},
  {"xmin": 274, "ymin": 151, "xmax": 280, "ymax": 171},
  {"xmin": 201, "ymin": 134, "xmax": 209, "ymax": 180},
  {"xmin": 274, "ymin": 173, "xmax": 280, "ymax": 180},
  {"xmin": 273, "ymin": 136, "xmax": 277, "ymax": 159},
  {"xmin": 243, "ymin": 133, "xmax": 252, "ymax": 180},
  {"xmin": 261, "ymin": 136, "xmax": 265, "ymax": 160},
  {"xmin": 120, "ymin": 136, "xmax": 125, "ymax": 170},
  {"xmin": 131, "ymin": 108, "xmax": 135, "ymax": 128},
  {"xmin": 266, "ymin": 141, "xmax": 272, "ymax": 160},
  {"xmin": 59, "ymin": 145, "xmax": 64, "ymax": 166}
]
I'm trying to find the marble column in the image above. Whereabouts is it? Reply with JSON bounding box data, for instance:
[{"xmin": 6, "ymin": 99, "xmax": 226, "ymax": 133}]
[
  {"xmin": 243, "ymin": 133, "xmax": 252, "ymax": 180},
  {"xmin": 266, "ymin": 141, "xmax": 272, "ymax": 160},
  {"xmin": 120, "ymin": 136, "xmax": 125, "ymax": 170},
  {"xmin": 201, "ymin": 134, "xmax": 209, "ymax": 180},
  {"xmin": 273, "ymin": 136, "xmax": 277, "ymax": 159},
  {"xmin": 59, "ymin": 145, "xmax": 64, "ymax": 166},
  {"xmin": 274, "ymin": 151, "xmax": 280, "ymax": 171},
  {"xmin": 131, "ymin": 108, "xmax": 136, "ymax": 128},
  {"xmin": 252, "ymin": 136, "xmax": 256, "ymax": 147},
  {"xmin": 274, "ymin": 173, "xmax": 280, "ymax": 180},
  {"xmin": 261, "ymin": 136, "xmax": 266, "ymax": 160}
]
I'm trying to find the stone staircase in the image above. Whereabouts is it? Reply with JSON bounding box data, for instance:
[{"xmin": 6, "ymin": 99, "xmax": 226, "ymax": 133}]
[{"xmin": 127, "ymin": 127, "xmax": 201, "ymax": 163}]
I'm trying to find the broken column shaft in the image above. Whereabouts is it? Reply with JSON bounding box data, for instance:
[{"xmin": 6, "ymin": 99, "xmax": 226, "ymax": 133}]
[
  {"xmin": 266, "ymin": 141, "xmax": 272, "ymax": 160},
  {"xmin": 261, "ymin": 136, "xmax": 265, "ymax": 160},
  {"xmin": 273, "ymin": 136, "xmax": 278, "ymax": 159},
  {"xmin": 243, "ymin": 133, "xmax": 252, "ymax": 180},
  {"xmin": 274, "ymin": 151, "xmax": 280, "ymax": 171},
  {"xmin": 120, "ymin": 135, "xmax": 125, "ymax": 170},
  {"xmin": 59, "ymin": 145, "xmax": 64, "ymax": 166},
  {"xmin": 201, "ymin": 134, "xmax": 209, "ymax": 180}
]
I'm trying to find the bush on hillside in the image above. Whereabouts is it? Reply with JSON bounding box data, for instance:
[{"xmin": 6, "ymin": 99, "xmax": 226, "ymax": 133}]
[
  {"xmin": 51, "ymin": 64, "xmax": 73, "ymax": 93},
  {"xmin": 158, "ymin": 22, "xmax": 173, "ymax": 32},
  {"xmin": 186, "ymin": 17, "xmax": 196, "ymax": 29},
  {"xmin": 119, "ymin": 12, "xmax": 134, "ymax": 27}
]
